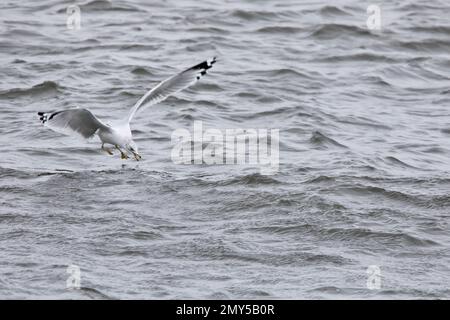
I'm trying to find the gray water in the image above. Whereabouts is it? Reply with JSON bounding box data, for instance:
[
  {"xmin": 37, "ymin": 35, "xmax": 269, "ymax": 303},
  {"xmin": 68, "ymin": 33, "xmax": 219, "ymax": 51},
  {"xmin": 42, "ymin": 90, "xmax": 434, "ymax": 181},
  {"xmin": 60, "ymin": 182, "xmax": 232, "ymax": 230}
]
[{"xmin": 1, "ymin": 0, "xmax": 450, "ymax": 299}]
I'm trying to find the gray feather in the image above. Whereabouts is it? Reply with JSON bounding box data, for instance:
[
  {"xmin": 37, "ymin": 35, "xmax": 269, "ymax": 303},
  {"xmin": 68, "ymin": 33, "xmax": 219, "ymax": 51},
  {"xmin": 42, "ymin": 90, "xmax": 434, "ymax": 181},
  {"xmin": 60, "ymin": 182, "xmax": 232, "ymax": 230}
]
[
  {"xmin": 128, "ymin": 57, "xmax": 217, "ymax": 122},
  {"xmin": 38, "ymin": 108, "xmax": 107, "ymax": 139}
]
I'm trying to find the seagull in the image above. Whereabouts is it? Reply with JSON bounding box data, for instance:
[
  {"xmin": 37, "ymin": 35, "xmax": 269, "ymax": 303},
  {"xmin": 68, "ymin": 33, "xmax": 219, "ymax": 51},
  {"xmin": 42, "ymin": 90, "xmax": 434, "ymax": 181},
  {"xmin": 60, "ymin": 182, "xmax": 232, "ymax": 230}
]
[{"xmin": 37, "ymin": 57, "xmax": 217, "ymax": 161}]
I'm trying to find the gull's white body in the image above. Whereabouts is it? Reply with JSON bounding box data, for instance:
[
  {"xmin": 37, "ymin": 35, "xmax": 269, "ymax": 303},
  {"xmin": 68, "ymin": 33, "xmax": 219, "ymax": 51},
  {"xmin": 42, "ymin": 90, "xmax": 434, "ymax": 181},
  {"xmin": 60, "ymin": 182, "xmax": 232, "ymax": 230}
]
[
  {"xmin": 97, "ymin": 122, "xmax": 132, "ymax": 147},
  {"xmin": 37, "ymin": 57, "xmax": 217, "ymax": 160}
]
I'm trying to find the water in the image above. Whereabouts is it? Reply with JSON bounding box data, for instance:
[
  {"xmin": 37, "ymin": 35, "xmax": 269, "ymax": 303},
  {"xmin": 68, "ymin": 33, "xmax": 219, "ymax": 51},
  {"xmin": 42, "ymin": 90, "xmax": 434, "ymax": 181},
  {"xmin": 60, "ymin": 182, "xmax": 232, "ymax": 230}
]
[{"xmin": 0, "ymin": 0, "xmax": 449, "ymax": 299}]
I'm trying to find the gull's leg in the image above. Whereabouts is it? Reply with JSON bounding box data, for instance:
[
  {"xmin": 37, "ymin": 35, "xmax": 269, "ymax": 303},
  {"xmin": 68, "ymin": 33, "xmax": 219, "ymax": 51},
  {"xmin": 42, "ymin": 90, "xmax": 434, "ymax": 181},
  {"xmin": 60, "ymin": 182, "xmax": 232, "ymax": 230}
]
[
  {"xmin": 102, "ymin": 143, "xmax": 114, "ymax": 155},
  {"xmin": 132, "ymin": 152, "xmax": 142, "ymax": 161},
  {"xmin": 115, "ymin": 145, "xmax": 129, "ymax": 159}
]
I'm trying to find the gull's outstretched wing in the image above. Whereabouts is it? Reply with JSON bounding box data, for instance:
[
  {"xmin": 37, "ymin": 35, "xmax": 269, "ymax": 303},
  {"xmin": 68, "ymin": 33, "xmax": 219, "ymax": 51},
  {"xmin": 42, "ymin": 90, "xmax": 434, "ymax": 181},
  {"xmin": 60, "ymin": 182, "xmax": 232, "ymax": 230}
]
[
  {"xmin": 37, "ymin": 108, "xmax": 108, "ymax": 139},
  {"xmin": 128, "ymin": 57, "xmax": 217, "ymax": 122}
]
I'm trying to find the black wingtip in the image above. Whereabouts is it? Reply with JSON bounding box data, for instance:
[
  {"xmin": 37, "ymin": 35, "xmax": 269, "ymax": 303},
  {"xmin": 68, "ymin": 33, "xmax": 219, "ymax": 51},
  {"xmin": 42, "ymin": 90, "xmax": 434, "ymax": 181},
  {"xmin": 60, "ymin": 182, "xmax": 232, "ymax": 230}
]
[
  {"xmin": 189, "ymin": 57, "xmax": 218, "ymax": 73},
  {"xmin": 208, "ymin": 56, "xmax": 217, "ymax": 68},
  {"xmin": 37, "ymin": 111, "xmax": 49, "ymax": 124}
]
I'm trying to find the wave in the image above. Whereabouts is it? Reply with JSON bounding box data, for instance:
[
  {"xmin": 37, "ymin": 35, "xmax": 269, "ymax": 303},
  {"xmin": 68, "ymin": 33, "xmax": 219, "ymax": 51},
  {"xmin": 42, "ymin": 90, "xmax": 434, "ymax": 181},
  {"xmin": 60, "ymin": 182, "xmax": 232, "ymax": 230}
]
[
  {"xmin": 323, "ymin": 227, "xmax": 439, "ymax": 246},
  {"xmin": 360, "ymin": 75, "xmax": 392, "ymax": 87},
  {"xmin": 337, "ymin": 117, "xmax": 391, "ymax": 130},
  {"xmin": 309, "ymin": 131, "xmax": 348, "ymax": 149},
  {"xmin": 408, "ymin": 26, "xmax": 450, "ymax": 34},
  {"xmin": 384, "ymin": 156, "xmax": 421, "ymax": 170},
  {"xmin": 0, "ymin": 81, "xmax": 61, "ymax": 99},
  {"xmin": 130, "ymin": 67, "xmax": 154, "ymax": 76},
  {"xmin": 236, "ymin": 105, "xmax": 295, "ymax": 120},
  {"xmin": 56, "ymin": 0, "xmax": 140, "ymax": 13},
  {"xmin": 318, "ymin": 5, "xmax": 352, "ymax": 17},
  {"xmin": 255, "ymin": 26, "xmax": 303, "ymax": 34},
  {"xmin": 79, "ymin": 287, "xmax": 114, "ymax": 300},
  {"xmin": 253, "ymin": 223, "xmax": 439, "ymax": 247},
  {"xmin": 1, "ymin": 28, "xmax": 46, "ymax": 38},
  {"xmin": 221, "ymin": 173, "xmax": 281, "ymax": 186},
  {"xmin": 395, "ymin": 39, "xmax": 450, "ymax": 53},
  {"xmin": 187, "ymin": 27, "xmax": 230, "ymax": 35},
  {"xmin": 230, "ymin": 9, "xmax": 282, "ymax": 21},
  {"xmin": 310, "ymin": 24, "xmax": 374, "ymax": 39},
  {"xmin": 317, "ymin": 53, "xmax": 397, "ymax": 63},
  {"xmin": 249, "ymin": 68, "xmax": 319, "ymax": 80}
]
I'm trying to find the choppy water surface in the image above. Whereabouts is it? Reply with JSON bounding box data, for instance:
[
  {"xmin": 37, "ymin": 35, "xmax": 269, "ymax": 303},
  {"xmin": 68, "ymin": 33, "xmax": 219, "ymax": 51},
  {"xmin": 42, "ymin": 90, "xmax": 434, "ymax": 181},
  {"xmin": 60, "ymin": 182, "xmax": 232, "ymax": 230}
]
[{"xmin": 0, "ymin": 0, "xmax": 449, "ymax": 299}]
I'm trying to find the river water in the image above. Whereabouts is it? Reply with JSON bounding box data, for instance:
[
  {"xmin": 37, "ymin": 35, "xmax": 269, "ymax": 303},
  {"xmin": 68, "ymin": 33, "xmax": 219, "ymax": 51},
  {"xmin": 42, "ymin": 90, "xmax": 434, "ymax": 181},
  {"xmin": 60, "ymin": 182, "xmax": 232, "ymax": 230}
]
[{"xmin": 0, "ymin": 0, "xmax": 449, "ymax": 299}]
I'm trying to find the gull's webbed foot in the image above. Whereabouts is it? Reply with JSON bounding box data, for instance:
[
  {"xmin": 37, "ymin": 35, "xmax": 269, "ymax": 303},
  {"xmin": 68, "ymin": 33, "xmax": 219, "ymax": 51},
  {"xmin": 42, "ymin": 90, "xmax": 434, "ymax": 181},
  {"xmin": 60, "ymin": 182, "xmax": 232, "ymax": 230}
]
[
  {"xmin": 102, "ymin": 144, "xmax": 114, "ymax": 155},
  {"xmin": 115, "ymin": 145, "xmax": 129, "ymax": 160},
  {"xmin": 132, "ymin": 152, "xmax": 142, "ymax": 161}
]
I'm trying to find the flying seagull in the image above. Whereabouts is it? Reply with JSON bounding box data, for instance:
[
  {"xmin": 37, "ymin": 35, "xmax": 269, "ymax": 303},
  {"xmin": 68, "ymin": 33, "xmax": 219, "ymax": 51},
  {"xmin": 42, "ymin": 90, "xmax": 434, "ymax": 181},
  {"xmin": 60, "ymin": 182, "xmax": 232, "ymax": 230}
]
[{"xmin": 37, "ymin": 57, "xmax": 217, "ymax": 161}]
